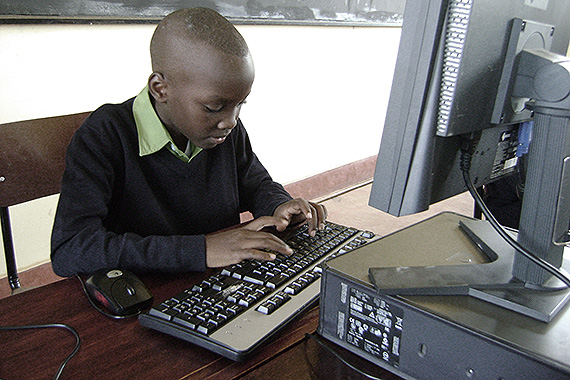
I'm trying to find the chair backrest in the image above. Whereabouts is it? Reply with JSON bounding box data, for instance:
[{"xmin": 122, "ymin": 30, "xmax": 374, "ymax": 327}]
[
  {"xmin": 0, "ymin": 112, "xmax": 90, "ymax": 208},
  {"xmin": 0, "ymin": 111, "xmax": 90, "ymax": 292}
]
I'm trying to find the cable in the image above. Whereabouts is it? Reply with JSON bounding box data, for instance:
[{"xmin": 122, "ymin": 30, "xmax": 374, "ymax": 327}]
[
  {"xmin": 305, "ymin": 333, "xmax": 389, "ymax": 380},
  {"xmin": 75, "ymin": 275, "xmax": 142, "ymax": 320},
  {"xmin": 0, "ymin": 323, "xmax": 81, "ymax": 380},
  {"xmin": 459, "ymin": 139, "xmax": 570, "ymax": 288}
]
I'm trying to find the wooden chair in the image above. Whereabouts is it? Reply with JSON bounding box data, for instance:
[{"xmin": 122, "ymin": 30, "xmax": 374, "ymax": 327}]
[{"xmin": 0, "ymin": 112, "xmax": 90, "ymax": 294}]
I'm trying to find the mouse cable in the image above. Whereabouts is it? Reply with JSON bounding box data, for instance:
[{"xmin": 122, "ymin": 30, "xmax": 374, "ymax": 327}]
[
  {"xmin": 75, "ymin": 275, "xmax": 142, "ymax": 320},
  {"xmin": 305, "ymin": 333, "xmax": 389, "ymax": 380},
  {"xmin": 0, "ymin": 323, "xmax": 80, "ymax": 380}
]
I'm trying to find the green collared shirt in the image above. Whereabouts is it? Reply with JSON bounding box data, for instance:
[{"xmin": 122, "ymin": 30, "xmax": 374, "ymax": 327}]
[{"xmin": 132, "ymin": 87, "xmax": 202, "ymax": 163}]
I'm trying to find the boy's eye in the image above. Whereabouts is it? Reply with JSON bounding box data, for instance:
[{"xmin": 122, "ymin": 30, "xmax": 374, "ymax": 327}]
[{"xmin": 204, "ymin": 105, "xmax": 223, "ymax": 113}]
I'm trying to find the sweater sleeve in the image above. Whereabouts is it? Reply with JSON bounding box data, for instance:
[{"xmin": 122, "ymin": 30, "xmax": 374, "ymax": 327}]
[
  {"xmin": 50, "ymin": 108, "xmax": 207, "ymax": 277},
  {"xmin": 234, "ymin": 124, "xmax": 293, "ymax": 217}
]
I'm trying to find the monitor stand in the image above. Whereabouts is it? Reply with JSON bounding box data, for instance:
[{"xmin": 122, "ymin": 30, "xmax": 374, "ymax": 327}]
[{"xmin": 368, "ymin": 218, "xmax": 570, "ymax": 323}]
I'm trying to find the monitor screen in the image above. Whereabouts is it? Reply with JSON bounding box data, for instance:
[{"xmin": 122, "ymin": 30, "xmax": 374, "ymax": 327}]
[{"xmin": 368, "ymin": 0, "xmax": 570, "ymax": 322}]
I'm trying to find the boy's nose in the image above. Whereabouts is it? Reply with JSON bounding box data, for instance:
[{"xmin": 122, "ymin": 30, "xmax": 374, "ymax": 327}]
[{"xmin": 218, "ymin": 108, "xmax": 239, "ymax": 130}]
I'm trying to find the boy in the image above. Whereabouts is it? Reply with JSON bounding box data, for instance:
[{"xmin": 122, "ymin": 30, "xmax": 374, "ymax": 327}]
[{"xmin": 51, "ymin": 8, "xmax": 327, "ymax": 277}]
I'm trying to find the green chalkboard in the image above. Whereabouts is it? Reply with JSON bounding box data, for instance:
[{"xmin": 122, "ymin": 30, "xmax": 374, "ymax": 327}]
[{"xmin": 0, "ymin": 0, "xmax": 404, "ymax": 26}]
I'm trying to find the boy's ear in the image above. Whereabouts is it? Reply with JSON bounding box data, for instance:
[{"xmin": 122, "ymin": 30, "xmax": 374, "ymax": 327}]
[{"xmin": 148, "ymin": 72, "xmax": 168, "ymax": 103}]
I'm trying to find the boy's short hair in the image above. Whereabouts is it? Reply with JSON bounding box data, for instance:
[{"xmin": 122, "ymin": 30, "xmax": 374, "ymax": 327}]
[{"xmin": 150, "ymin": 7, "xmax": 250, "ymax": 72}]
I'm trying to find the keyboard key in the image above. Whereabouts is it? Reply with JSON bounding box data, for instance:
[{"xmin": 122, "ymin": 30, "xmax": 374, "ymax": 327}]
[
  {"xmin": 256, "ymin": 292, "xmax": 291, "ymax": 315},
  {"xmin": 191, "ymin": 283, "xmax": 209, "ymax": 293},
  {"xmin": 284, "ymin": 282, "xmax": 302, "ymax": 295},
  {"xmin": 212, "ymin": 276, "xmax": 240, "ymax": 291},
  {"xmin": 243, "ymin": 271, "xmax": 271, "ymax": 286},
  {"xmin": 173, "ymin": 313, "xmax": 200, "ymax": 330},
  {"xmin": 256, "ymin": 301, "xmax": 276, "ymax": 315},
  {"xmin": 196, "ymin": 311, "xmax": 213, "ymax": 322},
  {"xmin": 273, "ymin": 292, "xmax": 291, "ymax": 305},
  {"xmin": 149, "ymin": 305, "xmax": 179, "ymax": 321},
  {"xmin": 172, "ymin": 291, "xmax": 192, "ymax": 302},
  {"xmin": 266, "ymin": 273, "xmax": 290, "ymax": 289},
  {"xmin": 226, "ymin": 304, "xmax": 245, "ymax": 315},
  {"xmin": 238, "ymin": 294, "xmax": 259, "ymax": 307},
  {"xmin": 230, "ymin": 261, "xmax": 258, "ymax": 279},
  {"xmin": 197, "ymin": 322, "xmax": 217, "ymax": 335},
  {"xmin": 227, "ymin": 291, "xmax": 245, "ymax": 304}
]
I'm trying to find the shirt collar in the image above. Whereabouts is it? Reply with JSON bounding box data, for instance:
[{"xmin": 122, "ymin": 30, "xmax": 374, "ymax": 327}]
[{"xmin": 133, "ymin": 87, "xmax": 203, "ymax": 162}]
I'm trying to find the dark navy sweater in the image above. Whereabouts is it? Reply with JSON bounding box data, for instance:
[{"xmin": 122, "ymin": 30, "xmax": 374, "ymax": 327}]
[{"xmin": 51, "ymin": 98, "xmax": 292, "ymax": 277}]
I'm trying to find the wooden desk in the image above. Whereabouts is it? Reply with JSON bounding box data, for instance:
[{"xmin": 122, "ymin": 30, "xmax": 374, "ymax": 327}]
[{"xmin": 0, "ymin": 271, "xmax": 403, "ymax": 380}]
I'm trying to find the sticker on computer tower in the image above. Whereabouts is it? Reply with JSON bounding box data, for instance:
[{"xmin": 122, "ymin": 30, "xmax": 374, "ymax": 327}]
[{"xmin": 345, "ymin": 288, "xmax": 404, "ymax": 367}]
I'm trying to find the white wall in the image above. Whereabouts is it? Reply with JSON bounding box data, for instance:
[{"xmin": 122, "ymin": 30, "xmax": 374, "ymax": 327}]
[{"xmin": 0, "ymin": 23, "xmax": 400, "ymax": 277}]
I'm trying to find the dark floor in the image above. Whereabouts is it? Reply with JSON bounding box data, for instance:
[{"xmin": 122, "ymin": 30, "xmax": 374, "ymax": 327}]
[{"xmin": 0, "ymin": 183, "xmax": 474, "ymax": 299}]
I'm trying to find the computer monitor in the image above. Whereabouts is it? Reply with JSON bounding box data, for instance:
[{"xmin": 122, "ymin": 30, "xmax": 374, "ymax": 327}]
[{"xmin": 368, "ymin": 0, "xmax": 570, "ymax": 322}]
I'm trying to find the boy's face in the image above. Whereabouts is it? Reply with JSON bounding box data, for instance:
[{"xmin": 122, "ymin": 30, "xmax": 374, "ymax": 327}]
[{"xmin": 150, "ymin": 42, "xmax": 255, "ymax": 150}]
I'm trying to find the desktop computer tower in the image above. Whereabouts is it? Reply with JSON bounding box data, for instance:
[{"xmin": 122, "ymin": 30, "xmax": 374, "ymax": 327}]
[{"xmin": 318, "ymin": 212, "xmax": 570, "ymax": 380}]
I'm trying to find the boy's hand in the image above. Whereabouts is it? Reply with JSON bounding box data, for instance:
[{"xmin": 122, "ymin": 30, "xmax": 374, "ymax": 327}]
[
  {"xmin": 205, "ymin": 216, "xmax": 293, "ymax": 268},
  {"xmin": 272, "ymin": 198, "xmax": 328, "ymax": 236}
]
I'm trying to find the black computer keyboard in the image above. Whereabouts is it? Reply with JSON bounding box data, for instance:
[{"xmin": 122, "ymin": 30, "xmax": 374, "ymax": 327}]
[{"xmin": 138, "ymin": 221, "xmax": 376, "ymax": 361}]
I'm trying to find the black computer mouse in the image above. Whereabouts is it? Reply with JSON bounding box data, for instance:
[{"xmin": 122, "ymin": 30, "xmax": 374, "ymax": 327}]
[{"xmin": 85, "ymin": 269, "xmax": 153, "ymax": 316}]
